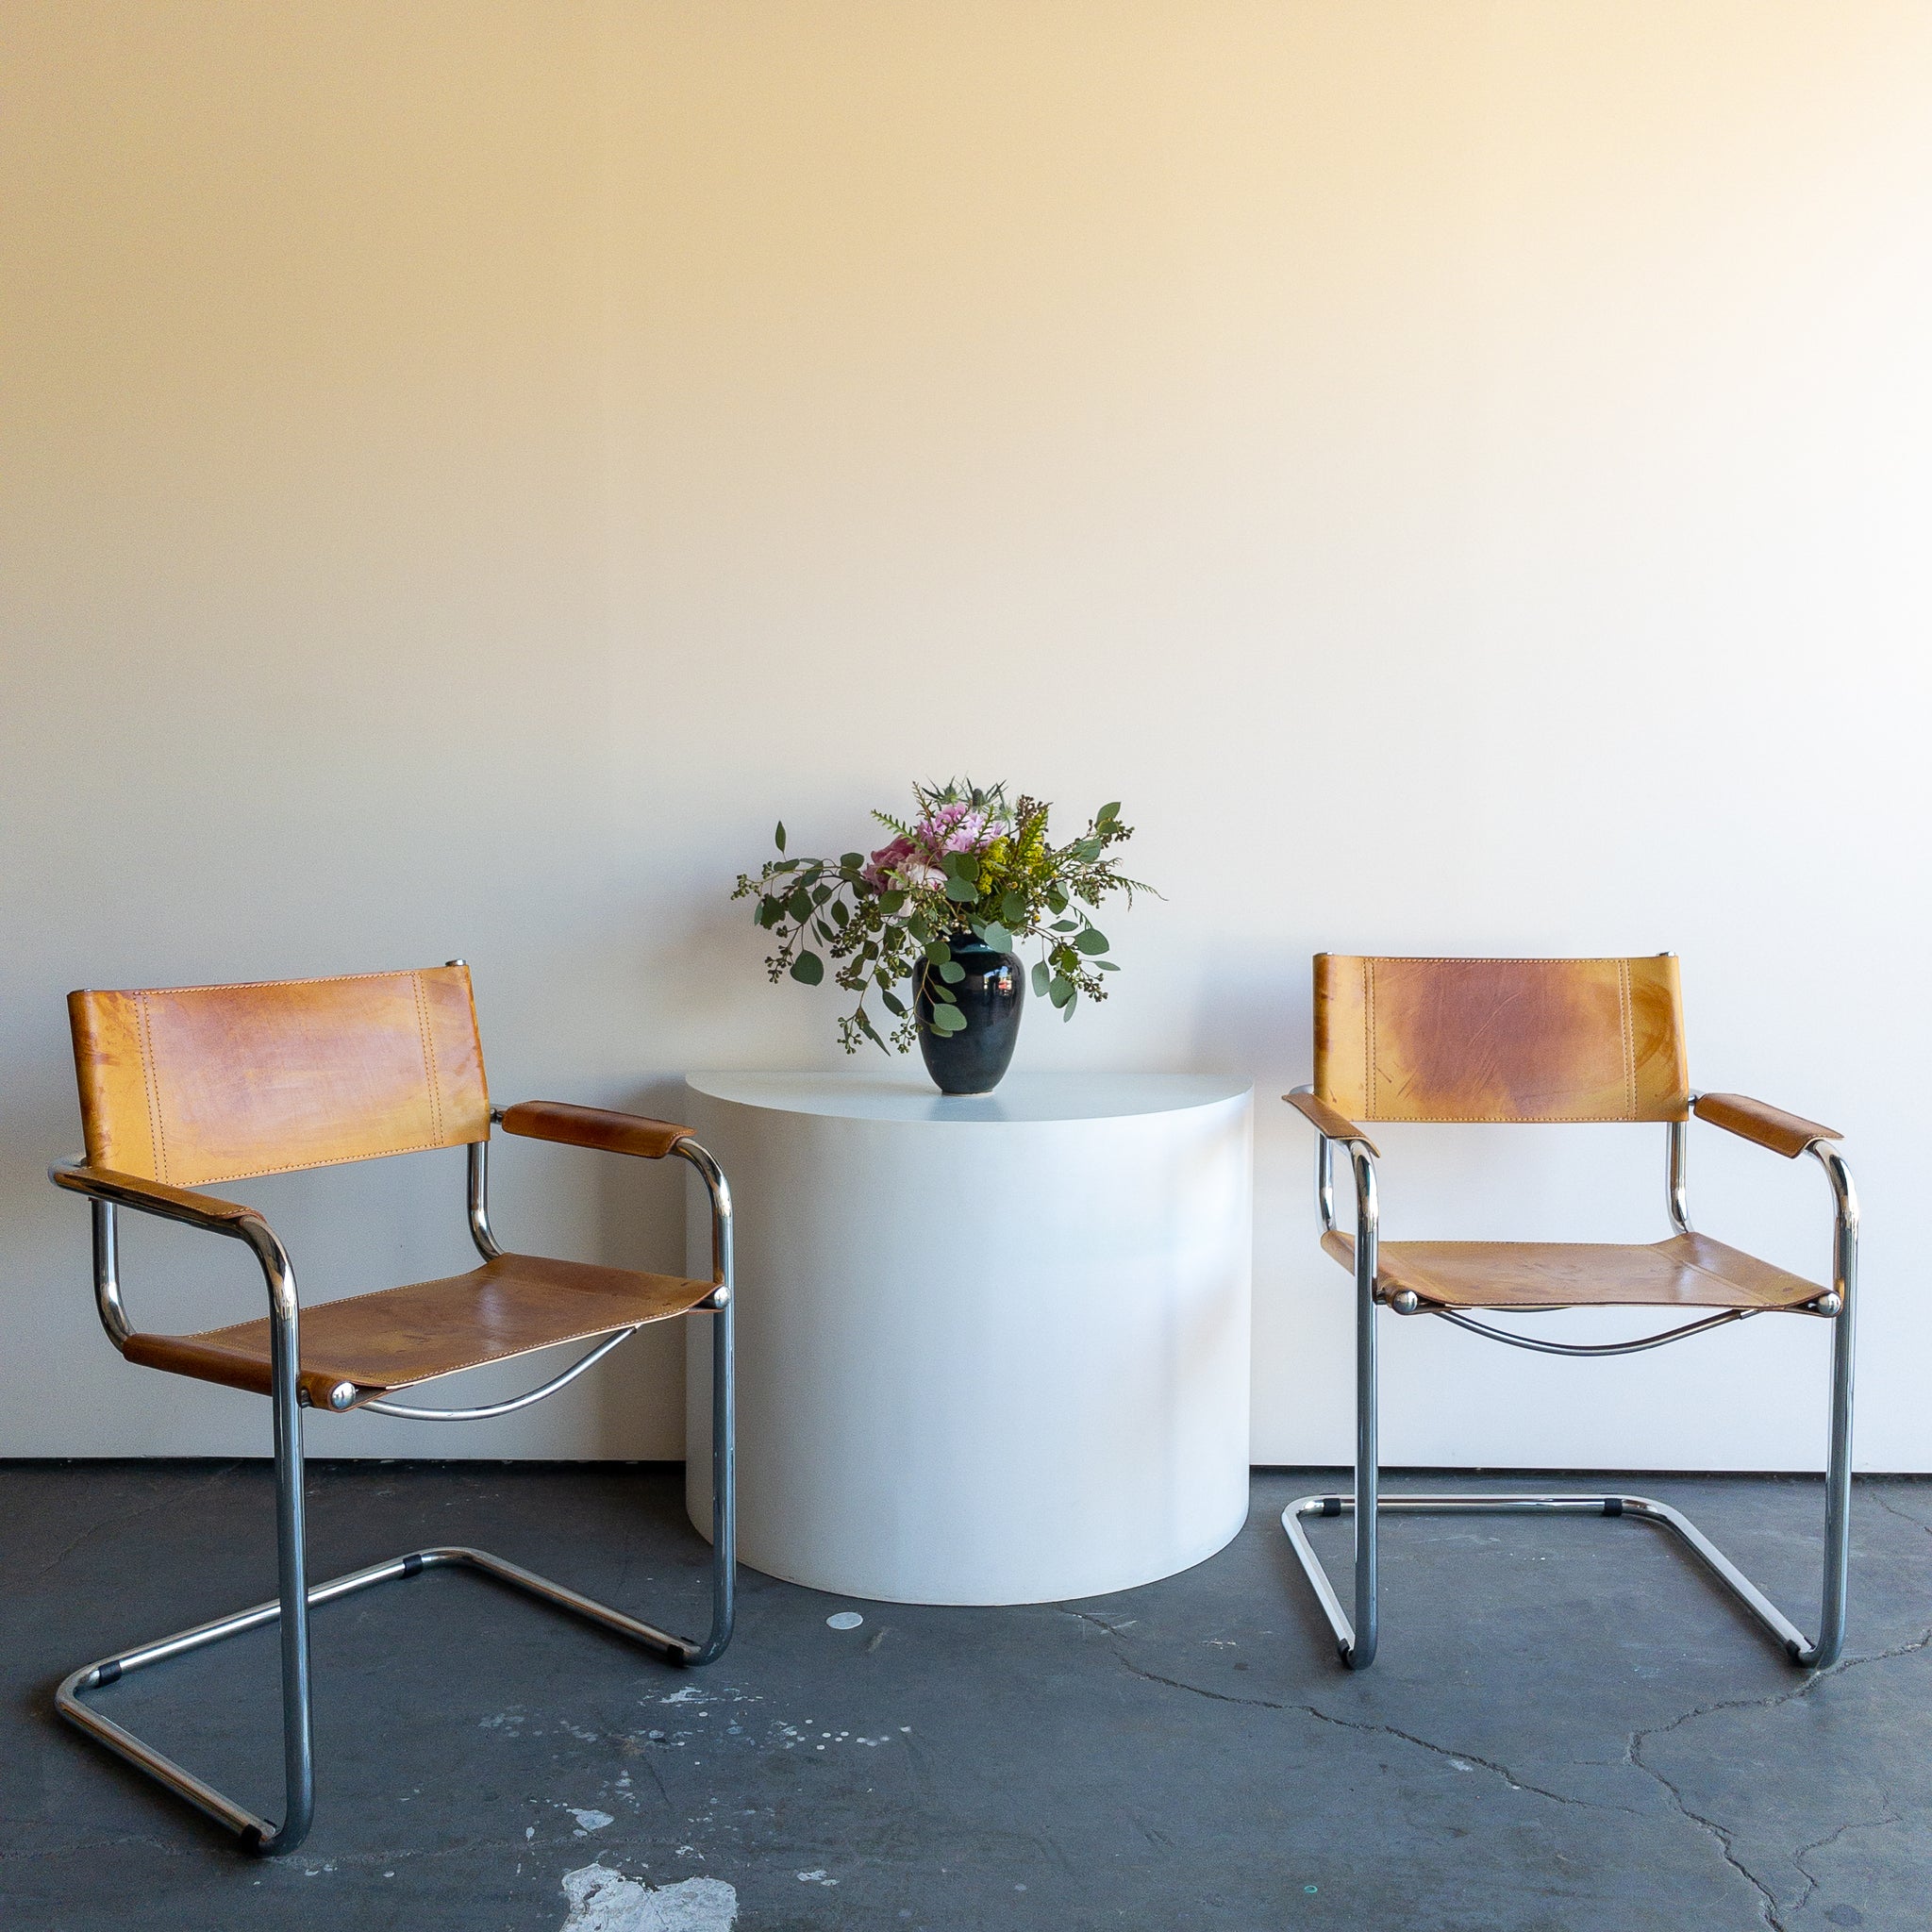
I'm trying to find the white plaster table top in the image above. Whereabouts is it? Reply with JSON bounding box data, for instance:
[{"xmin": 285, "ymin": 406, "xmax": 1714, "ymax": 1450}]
[{"xmin": 685, "ymin": 1068, "xmax": 1250, "ymax": 1122}]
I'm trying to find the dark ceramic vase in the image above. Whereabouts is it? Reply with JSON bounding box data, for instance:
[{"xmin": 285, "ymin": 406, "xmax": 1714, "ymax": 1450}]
[{"xmin": 915, "ymin": 933, "xmax": 1025, "ymax": 1095}]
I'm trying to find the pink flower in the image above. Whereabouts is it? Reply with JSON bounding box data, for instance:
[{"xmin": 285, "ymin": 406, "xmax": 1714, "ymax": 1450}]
[
  {"xmin": 863, "ymin": 802, "xmax": 1010, "ymax": 893},
  {"xmin": 861, "ymin": 834, "xmax": 943, "ymax": 891},
  {"xmin": 920, "ymin": 804, "xmax": 1009, "ymax": 854}
]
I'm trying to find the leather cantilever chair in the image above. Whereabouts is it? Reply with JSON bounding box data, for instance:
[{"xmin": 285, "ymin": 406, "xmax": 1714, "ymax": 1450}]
[
  {"xmin": 1282, "ymin": 954, "xmax": 1857, "ymax": 1674},
  {"xmin": 48, "ymin": 964, "xmax": 736, "ymax": 1855}
]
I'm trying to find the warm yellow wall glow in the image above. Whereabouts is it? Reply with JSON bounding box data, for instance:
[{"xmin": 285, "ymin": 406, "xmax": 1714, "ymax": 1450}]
[{"xmin": 5, "ymin": 4, "xmax": 1929, "ymax": 1463}]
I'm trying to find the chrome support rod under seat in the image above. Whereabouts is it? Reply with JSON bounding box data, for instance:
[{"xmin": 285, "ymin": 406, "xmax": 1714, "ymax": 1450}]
[
  {"xmin": 359, "ymin": 1326, "xmax": 639, "ymax": 1420},
  {"xmin": 1427, "ymin": 1306, "xmax": 1756, "ymax": 1357}
]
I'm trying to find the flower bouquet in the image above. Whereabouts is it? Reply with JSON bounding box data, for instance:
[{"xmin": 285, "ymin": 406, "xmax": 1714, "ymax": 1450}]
[{"xmin": 733, "ymin": 780, "xmax": 1149, "ymax": 1089}]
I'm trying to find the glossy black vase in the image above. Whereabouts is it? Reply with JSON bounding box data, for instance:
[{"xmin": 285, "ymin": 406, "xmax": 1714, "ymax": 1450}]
[{"xmin": 915, "ymin": 934, "xmax": 1025, "ymax": 1095}]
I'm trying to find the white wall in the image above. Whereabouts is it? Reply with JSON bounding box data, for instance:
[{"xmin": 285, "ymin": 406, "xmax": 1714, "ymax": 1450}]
[{"xmin": 4, "ymin": 2, "xmax": 1927, "ymax": 1467}]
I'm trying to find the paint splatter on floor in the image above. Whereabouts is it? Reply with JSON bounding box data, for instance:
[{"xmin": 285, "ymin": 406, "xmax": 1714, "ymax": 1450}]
[{"xmin": 558, "ymin": 1864, "xmax": 737, "ymax": 1931}]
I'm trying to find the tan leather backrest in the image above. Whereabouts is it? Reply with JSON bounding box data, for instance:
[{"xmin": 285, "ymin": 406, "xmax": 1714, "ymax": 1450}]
[
  {"xmin": 68, "ymin": 967, "xmax": 491, "ymax": 1186},
  {"xmin": 1314, "ymin": 955, "xmax": 1690, "ymax": 1124}
]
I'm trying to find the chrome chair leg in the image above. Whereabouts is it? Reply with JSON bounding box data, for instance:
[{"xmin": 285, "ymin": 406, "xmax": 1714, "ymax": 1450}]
[
  {"xmin": 1350, "ymin": 1158, "xmax": 1377, "ymax": 1671},
  {"xmin": 56, "ymin": 1300, "xmax": 315, "ymax": 1852},
  {"xmin": 268, "ymin": 1299, "xmax": 315, "ymax": 1849},
  {"xmin": 55, "ymin": 1291, "xmax": 738, "ymax": 1856},
  {"xmin": 1810, "ymin": 1141, "xmax": 1858, "ymax": 1671}
]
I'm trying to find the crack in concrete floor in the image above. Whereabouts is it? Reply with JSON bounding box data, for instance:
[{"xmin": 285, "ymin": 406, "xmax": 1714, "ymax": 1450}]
[
  {"xmin": 1624, "ymin": 1622, "xmax": 1932, "ymax": 1931},
  {"xmin": 1060, "ymin": 1606, "xmax": 1627, "ymax": 1817},
  {"xmin": 21, "ymin": 1460, "xmax": 245, "ymax": 1585},
  {"xmin": 1068, "ymin": 1569, "xmax": 1932, "ymax": 1931}
]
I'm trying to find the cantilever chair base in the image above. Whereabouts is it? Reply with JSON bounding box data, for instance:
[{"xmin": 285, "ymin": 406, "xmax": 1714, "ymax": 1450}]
[
  {"xmin": 1283, "ymin": 1491, "xmax": 1827, "ymax": 1672},
  {"xmin": 57, "ymin": 1542, "xmax": 728, "ymax": 1853}
]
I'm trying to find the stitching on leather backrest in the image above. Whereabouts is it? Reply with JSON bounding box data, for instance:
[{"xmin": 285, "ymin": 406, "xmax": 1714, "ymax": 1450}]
[
  {"xmin": 1364, "ymin": 957, "xmax": 1377, "ymax": 1117},
  {"xmin": 192, "ymin": 1141, "xmax": 451, "ymax": 1186},
  {"xmin": 412, "ymin": 971, "xmax": 444, "ymax": 1147},
  {"xmin": 134, "ymin": 971, "xmax": 467, "ymax": 1184},
  {"xmin": 1617, "ymin": 959, "xmax": 1636, "ymax": 1120},
  {"xmin": 111, "ymin": 969, "xmax": 444, "ymax": 996},
  {"xmin": 135, "ymin": 991, "xmax": 169, "ymax": 1184}
]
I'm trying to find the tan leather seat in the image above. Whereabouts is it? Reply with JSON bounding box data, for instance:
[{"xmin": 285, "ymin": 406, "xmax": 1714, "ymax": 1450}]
[
  {"xmin": 122, "ymin": 1251, "xmax": 717, "ymax": 1410},
  {"xmin": 1320, "ymin": 1229, "xmax": 1823, "ymax": 1311}
]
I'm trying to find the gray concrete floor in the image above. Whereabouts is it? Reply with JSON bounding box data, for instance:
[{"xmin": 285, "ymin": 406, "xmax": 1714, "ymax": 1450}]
[{"xmin": 2, "ymin": 1463, "xmax": 1929, "ymax": 1931}]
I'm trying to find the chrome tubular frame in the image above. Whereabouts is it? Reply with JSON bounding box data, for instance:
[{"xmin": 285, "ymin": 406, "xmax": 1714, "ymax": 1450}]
[
  {"xmin": 467, "ymin": 1136, "xmax": 504, "ymax": 1258},
  {"xmin": 47, "ymin": 1124, "xmax": 737, "ymax": 1855},
  {"xmin": 1428, "ymin": 1305, "xmax": 1755, "ymax": 1357},
  {"xmin": 1280, "ymin": 1090, "xmax": 1858, "ymax": 1673},
  {"xmin": 359, "ymin": 1327, "xmax": 638, "ymax": 1421}
]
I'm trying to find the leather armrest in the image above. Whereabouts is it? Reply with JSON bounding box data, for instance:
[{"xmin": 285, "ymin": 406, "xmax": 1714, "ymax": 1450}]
[
  {"xmin": 1694, "ymin": 1092, "xmax": 1841, "ymax": 1159},
  {"xmin": 51, "ymin": 1162, "xmax": 260, "ymax": 1232},
  {"xmin": 1283, "ymin": 1091, "xmax": 1379, "ymax": 1156},
  {"xmin": 499, "ymin": 1101, "xmax": 694, "ymax": 1161}
]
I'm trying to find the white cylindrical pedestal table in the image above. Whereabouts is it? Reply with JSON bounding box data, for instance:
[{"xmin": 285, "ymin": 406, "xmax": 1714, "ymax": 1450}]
[{"xmin": 684, "ymin": 1072, "xmax": 1252, "ymax": 1606}]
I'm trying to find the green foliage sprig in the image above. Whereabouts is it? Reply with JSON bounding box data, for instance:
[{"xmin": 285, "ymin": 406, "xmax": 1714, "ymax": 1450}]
[{"xmin": 731, "ymin": 779, "xmax": 1153, "ymax": 1054}]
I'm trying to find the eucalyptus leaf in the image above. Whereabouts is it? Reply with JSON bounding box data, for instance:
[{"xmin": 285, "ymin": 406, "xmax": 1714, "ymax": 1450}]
[
  {"xmin": 928, "ymin": 981, "xmax": 958, "ymax": 1005},
  {"xmin": 1097, "ymin": 801, "xmax": 1120, "ymax": 825},
  {"xmin": 925, "ymin": 939, "xmax": 952, "ymax": 965},
  {"xmin": 1000, "ymin": 891, "xmax": 1026, "ymax": 926},
  {"xmin": 790, "ymin": 950, "xmax": 824, "ymax": 986},
  {"xmin": 787, "ymin": 891, "xmax": 812, "ymax": 923},
  {"xmin": 774, "ymin": 821, "xmax": 787, "ymax": 853},
  {"xmin": 1048, "ymin": 974, "xmax": 1075, "ymax": 1009},
  {"xmin": 929, "ymin": 1004, "xmax": 968, "ymax": 1035},
  {"xmin": 1031, "ymin": 960, "xmax": 1050, "ymax": 997},
  {"xmin": 979, "ymin": 922, "xmax": 1013, "ymax": 952},
  {"xmin": 1074, "ymin": 928, "xmax": 1109, "ymax": 956},
  {"xmin": 841, "ymin": 852, "xmax": 862, "ymax": 869},
  {"xmin": 1094, "ymin": 958, "xmax": 1119, "ymax": 972},
  {"xmin": 880, "ymin": 890, "xmax": 907, "ymax": 916},
  {"xmin": 882, "ymin": 990, "xmax": 907, "ymax": 1017},
  {"xmin": 1050, "ymin": 919, "xmax": 1078, "ymax": 933},
  {"xmin": 938, "ymin": 960, "xmax": 966, "ymax": 984}
]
